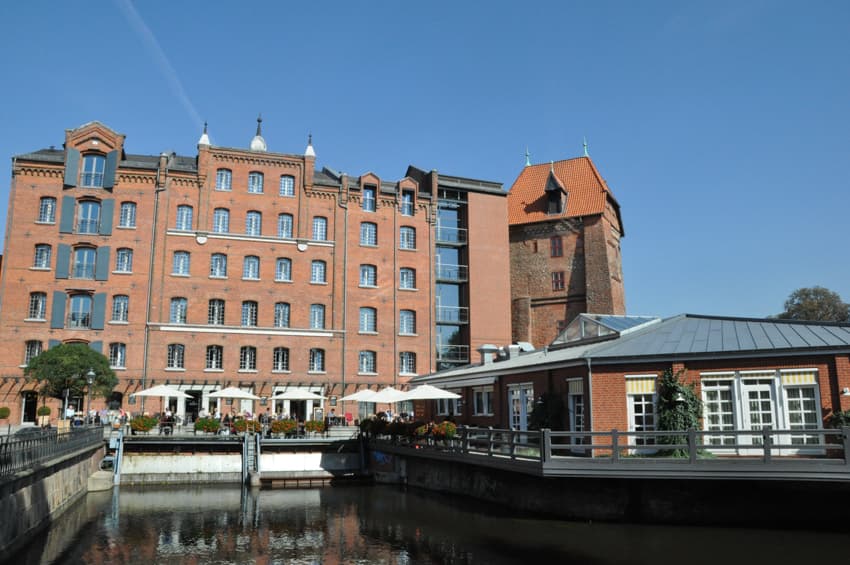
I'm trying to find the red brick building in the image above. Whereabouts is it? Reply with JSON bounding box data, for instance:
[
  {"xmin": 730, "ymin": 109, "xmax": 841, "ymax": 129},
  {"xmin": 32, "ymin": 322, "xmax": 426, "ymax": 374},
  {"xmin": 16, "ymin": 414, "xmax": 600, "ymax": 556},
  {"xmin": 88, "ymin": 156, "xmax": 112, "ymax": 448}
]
[
  {"xmin": 508, "ymin": 156, "xmax": 625, "ymax": 347},
  {"xmin": 0, "ymin": 121, "xmax": 511, "ymax": 424},
  {"xmin": 412, "ymin": 313, "xmax": 850, "ymax": 453}
]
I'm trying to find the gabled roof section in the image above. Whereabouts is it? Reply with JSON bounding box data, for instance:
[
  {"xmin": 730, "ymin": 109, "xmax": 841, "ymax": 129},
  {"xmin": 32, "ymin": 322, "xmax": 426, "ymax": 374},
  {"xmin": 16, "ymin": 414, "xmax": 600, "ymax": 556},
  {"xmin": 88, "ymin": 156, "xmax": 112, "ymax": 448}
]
[
  {"xmin": 550, "ymin": 314, "xmax": 660, "ymax": 347},
  {"xmin": 508, "ymin": 156, "xmax": 618, "ymax": 225}
]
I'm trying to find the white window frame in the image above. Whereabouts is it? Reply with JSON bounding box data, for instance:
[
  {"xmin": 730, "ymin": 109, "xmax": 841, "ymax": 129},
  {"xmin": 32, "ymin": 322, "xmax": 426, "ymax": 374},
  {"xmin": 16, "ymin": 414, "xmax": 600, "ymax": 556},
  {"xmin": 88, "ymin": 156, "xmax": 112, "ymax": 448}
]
[
  {"xmin": 279, "ymin": 175, "xmax": 295, "ymax": 197},
  {"xmin": 119, "ymin": 202, "xmax": 136, "ymax": 228}
]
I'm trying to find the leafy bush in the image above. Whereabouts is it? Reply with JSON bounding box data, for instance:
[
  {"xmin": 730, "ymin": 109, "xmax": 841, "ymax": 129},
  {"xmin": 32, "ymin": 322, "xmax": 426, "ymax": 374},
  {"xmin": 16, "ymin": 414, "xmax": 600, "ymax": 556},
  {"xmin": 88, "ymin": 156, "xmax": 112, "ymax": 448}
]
[
  {"xmin": 271, "ymin": 419, "xmax": 297, "ymax": 434},
  {"xmin": 0, "ymin": 406, "xmax": 11, "ymax": 419},
  {"xmin": 130, "ymin": 415, "xmax": 158, "ymax": 432},
  {"xmin": 434, "ymin": 420, "xmax": 457, "ymax": 439},
  {"xmin": 194, "ymin": 417, "xmax": 220, "ymax": 434},
  {"xmin": 36, "ymin": 405, "xmax": 51, "ymax": 417},
  {"xmin": 305, "ymin": 420, "xmax": 325, "ymax": 433},
  {"xmin": 827, "ymin": 410, "xmax": 850, "ymax": 428},
  {"xmin": 233, "ymin": 419, "xmax": 261, "ymax": 433}
]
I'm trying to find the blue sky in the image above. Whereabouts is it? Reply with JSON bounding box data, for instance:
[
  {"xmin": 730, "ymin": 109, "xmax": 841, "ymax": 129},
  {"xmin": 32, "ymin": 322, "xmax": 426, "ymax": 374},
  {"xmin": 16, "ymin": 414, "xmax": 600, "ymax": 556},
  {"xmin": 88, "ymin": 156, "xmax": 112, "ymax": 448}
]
[{"xmin": 1, "ymin": 1, "xmax": 848, "ymax": 319}]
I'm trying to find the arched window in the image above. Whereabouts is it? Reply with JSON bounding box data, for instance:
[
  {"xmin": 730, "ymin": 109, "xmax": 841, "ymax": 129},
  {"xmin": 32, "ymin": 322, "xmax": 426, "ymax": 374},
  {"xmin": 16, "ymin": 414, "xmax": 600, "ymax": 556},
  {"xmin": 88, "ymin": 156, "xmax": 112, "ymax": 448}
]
[
  {"xmin": 81, "ymin": 154, "xmax": 106, "ymax": 187},
  {"xmin": 274, "ymin": 302, "xmax": 290, "ymax": 328},
  {"xmin": 210, "ymin": 253, "xmax": 227, "ymax": 278},
  {"xmin": 112, "ymin": 295, "xmax": 129, "ymax": 322},
  {"xmin": 24, "ymin": 340, "xmax": 43, "ymax": 364},
  {"xmin": 360, "ymin": 222, "xmax": 377, "ymax": 246},
  {"xmin": 73, "ymin": 247, "xmax": 96, "ymax": 279},
  {"xmin": 275, "ymin": 258, "xmax": 291, "ymax": 282},
  {"xmin": 359, "ymin": 264, "xmax": 377, "ymax": 287},
  {"xmin": 399, "ymin": 226, "xmax": 416, "ymax": 249},
  {"xmin": 119, "ymin": 202, "xmax": 136, "ymax": 228},
  {"xmin": 399, "ymin": 310, "xmax": 416, "ymax": 335},
  {"xmin": 208, "ymin": 299, "xmax": 225, "ymax": 325},
  {"xmin": 28, "ymin": 292, "xmax": 47, "ymax": 320},
  {"xmin": 242, "ymin": 256, "xmax": 260, "ymax": 280},
  {"xmin": 33, "ymin": 244, "xmax": 51, "ymax": 269},
  {"xmin": 206, "ymin": 345, "xmax": 223, "ymax": 369},
  {"xmin": 240, "ymin": 346, "xmax": 257, "ymax": 370},
  {"xmin": 362, "ymin": 186, "xmax": 376, "ymax": 212},
  {"xmin": 310, "ymin": 304, "xmax": 325, "ymax": 329},
  {"xmin": 109, "ymin": 343, "xmax": 126, "ymax": 368},
  {"xmin": 215, "ymin": 169, "xmax": 232, "ymax": 191},
  {"xmin": 246, "ymin": 211, "xmax": 262, "ymax": 236},
  {"xmin": 310, "ymin": 260, "xmax": 326, "ymax": 283},
  {"xmin": 213, "ymin": 208, "xmax": 230, "ymax": 233},
  {"xmin": 279, "ymin": 175, "xmax": 295, "ymax": 196},
  {"xmin": 278, "ymin": 213, "xmax": 293, "ymax": 238},
  {"xmin": 312, "ymin": 216, "xmax": 327, "ymax": 240},
  {"xmin": 359, "ymin": 307, "xmax": 377, "ymax": 333},
  {"xmin": 68, "ymin": 294, "xmax": 92, "ymax": 328},
  {"xmin": 38, "ymin": 197, "xmax": 56, "ymax": 223},
  {"xmin": 172, "ymin": 251, "xmax": 190, "ymax": 275},
  {"xmin": 115, "ymin": 248, "xmax": 133, "ymax": 272},
  {"xmin": 167, "ymin": 344, "xmax": 185, "ymax": 369},
  {"xmin": 77, "ymin": 201, "xmax": 101, "ymax": 234},
  {"xmin": 241, "ymin": 301, "xmax": 258, "ymax": 326},
  {"xmin": 175, "ymin": 205, "xmax": 193, "ymax": 230},
  {"xmin": 248, "ymin": 171, "xmax": 264, "ymax": 193},
  {"xmin": 359, "ymin": 350, "xmax": 376, "ymax": 373},
  {"xmin": 170, "ymin": 297, "xmax": 188, "ymax": 324},
  {"xmin": 309, "ymin": 348, "xmax": 325, "ymax": 372},
  {"xmin": 273, "ymin": 347, "xmax": 290, "ymax": 371},
  {"xmin": 399, "ymin": 352, "xmax": 416, "ymax": 374},
  {"xmin": 399, "ymin": 268, "xmax": 416, "ymax": 289}
]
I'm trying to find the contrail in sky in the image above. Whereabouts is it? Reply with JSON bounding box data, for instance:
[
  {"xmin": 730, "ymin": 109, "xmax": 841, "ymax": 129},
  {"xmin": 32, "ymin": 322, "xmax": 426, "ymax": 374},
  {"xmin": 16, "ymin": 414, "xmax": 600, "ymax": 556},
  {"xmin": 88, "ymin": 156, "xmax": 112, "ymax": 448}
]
[{"xmin": 115, "ymin": 0, "xmax": 204, "ymax": 131}]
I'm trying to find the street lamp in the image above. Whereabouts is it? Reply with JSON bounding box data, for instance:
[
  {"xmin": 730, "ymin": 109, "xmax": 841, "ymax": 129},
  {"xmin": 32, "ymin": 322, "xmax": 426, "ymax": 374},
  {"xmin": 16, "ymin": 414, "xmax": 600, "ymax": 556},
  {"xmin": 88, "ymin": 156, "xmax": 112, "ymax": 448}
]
[{"xmin": 86, "ymin": 369, "xmax": 95, "ymax": 426}]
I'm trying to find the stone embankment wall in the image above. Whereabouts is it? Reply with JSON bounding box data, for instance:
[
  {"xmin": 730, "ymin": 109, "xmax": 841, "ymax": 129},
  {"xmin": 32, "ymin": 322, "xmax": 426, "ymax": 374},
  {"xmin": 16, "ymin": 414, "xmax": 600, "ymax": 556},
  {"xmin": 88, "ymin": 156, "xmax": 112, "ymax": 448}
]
[
  {"xmin": 120, "ymin": 453, "xmax": 242, "ymax": 485},
  {"xmin": 0, "ymin": 444, "xmax": 103, "ymax": 557}
]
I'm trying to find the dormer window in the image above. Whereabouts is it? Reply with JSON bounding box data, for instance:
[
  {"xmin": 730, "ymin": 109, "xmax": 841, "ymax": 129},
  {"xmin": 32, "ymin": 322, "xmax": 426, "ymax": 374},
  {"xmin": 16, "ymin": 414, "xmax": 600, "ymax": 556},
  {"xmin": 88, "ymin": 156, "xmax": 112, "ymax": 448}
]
[
  {"xmin": 81, "ymin": 154, "xmax": 106, "ymax": 187},
  {"xmin": 545, "ymin": 169, "xmax": 566, "ymax": 215},
  {"xmin": 547, "ymin": 190, "xmax": 563, "ymax": 214}
]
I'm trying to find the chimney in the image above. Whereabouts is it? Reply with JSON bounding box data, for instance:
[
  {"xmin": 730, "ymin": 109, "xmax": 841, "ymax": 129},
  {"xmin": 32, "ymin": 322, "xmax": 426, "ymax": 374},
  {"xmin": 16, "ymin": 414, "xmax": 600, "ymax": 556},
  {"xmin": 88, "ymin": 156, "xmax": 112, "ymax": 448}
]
[
  {"xmin": 478, "ymin": 344, "xmax": 499, "ymax": 365},
  {"xmin": 507, "ymin": 344, "xmax": 521, "ymax": 359}
]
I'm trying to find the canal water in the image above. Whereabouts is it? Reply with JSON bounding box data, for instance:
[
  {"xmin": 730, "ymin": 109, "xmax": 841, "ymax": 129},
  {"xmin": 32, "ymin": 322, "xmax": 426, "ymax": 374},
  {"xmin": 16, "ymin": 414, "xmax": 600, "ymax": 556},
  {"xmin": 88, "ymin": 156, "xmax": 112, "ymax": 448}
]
[{"xmin": 9, "ymin": 484, "xmax": 850, "ymax": 565}]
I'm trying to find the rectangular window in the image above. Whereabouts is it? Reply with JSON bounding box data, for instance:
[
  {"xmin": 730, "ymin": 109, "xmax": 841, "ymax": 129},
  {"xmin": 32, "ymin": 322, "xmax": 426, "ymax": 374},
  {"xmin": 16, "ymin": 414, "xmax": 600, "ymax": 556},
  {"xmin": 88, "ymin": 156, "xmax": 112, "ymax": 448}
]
[
  {"xmin": 28, "ymin": 292, "xmax": 47, "ymax": 320},
  {"xmin": 401, "ymin": 190, "xmax": 414, "ymax": 216},
  {"xmin": 109, "ymin": 343, "xmax": 126, "ymax": 368},
  {"xmin": 310, "ymin": 304, "xmax": 325, "ymax": 329},
  {"xmin": 359, "ymin": 307, "xmax": 377, "ymax": 333},
  {"xmin": 399, "ymin": 226, "xmax": 416, "ymax": 250},
  {"xmin": 702, "ymin": 379, "xmax": 736, "ymax": 447},
  {"xmin": 277, "ymin": 214, "xmax": 293, "ymax": 239},
  {"xmin": 273, "ymin": 347, "xmax": 290, "ymax": 371},
  {"xmin": 360, "ymin": 222, "xmax": 377, "ymax": 246},
  {"xmin": 206, "ymin": 345, "xmax": 223, "ymax": 369},
  {"xmin": 785, "ymin": 386, "xmax": 820, "ymax": 445},
  {"xmin": 552, "ymin": 271, "xmax": 565, "ymax": 291},
  {"xmin": 172, "ymin": 251, "xmax": 191, "ymax": 275},
  {"xmin": 111, "ymin": 295, "xmax": 129, "ymax": 322},
  {"xmin": 24, "ymin": 340, "xmax": 43, "ymax": 364},
  {"xmin": 81, "ymin": 155, "xmax": 105, "ymax": 188},
  {"xmin": 550, "ymin": 236, "xmax": 563, "ymax": 257},
  {"xmin": 310, "ymin": 260, "xmax": 326, "ymax": 283},
  {"xmin": 248, "ymin": 172, "xmax": 264, "ymax": 193},
  {"xmin": 175, "ymin": 205, "xmax": 193, "ymax": 231},
  {"xmin": 246, "ymin": 211, "xmax": 262, "ymax": 236},
  {"xmin": 241, "ymin": 301, "xmax": 258, "ymax": 326},
  {"xmin": 274, "ymin": 302, "xmax": 290, "ymax": 328},
  {"xmin": 358, "ymin": 350, "xmax": 376, "ymax": 373},
  {"xmin": 275, "ymin": 258, "xmax": 292, "ymax": 282},
  {"xmin": 119, "ymin": 202, "xmax": 136, "ymax": 228},
  {"xmin": 399, "ymin": 268, "xmax": 416, "ymax": 289},
  {"xmin": 33, "ymin": 244, "xmax": 52, "ymax": 269},
  {"xmin": 76, "ymin": 201, "xmax": 101, "ymax": 234},
  {"xmin": 210, "ymin": 254, "xmax": 227, "ymax": 278},
  {"xmin": 239, "ymin": 346, "xmax": 257, "ymax": 370},
  {"xmin": 629, "ymin": 393, "xmax": 656, "ymax": 446},
  {"xmin": 399, "ymin": 351, "xmax": 416, "ymax": 374},
  {"xmin": 359, "ymin": 264, "xmax": 377, "ymax": 287},
  {"xmin": 215, "ymin": 169, "xmax": 232, "ymax": 191},
  {"xmin": 68, "ymin": 294, "xmax": 92, "ymax": 328},
  {"xmin": 473, "ymin": 387, "xmax": 494, "ymax": 416},
  {"xmin": 362, "ymin": 186, "xmax": 376, "ymax": 212},
  {"xmin": 115, "ymin": 248, "xmax": 133, "ymax": 273}
]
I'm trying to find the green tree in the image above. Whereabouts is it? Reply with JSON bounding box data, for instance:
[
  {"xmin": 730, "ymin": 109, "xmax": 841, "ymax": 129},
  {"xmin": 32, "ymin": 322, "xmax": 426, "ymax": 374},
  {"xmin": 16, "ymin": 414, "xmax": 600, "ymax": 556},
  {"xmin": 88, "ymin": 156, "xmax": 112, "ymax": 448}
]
[
  {"xmin": 528, "ymin": 392, "xmax": 565, "ymax": 431},
  {"xmin": 24, "ymin": 343, "xmax": 117, "ymax": 405},
  {"xmin": 777, "ymin": 286, "xmax": 849, "ymax": 322},
  {"xmin": 656, "ymin": 368, "xmax": 702, "ymax": 456}
]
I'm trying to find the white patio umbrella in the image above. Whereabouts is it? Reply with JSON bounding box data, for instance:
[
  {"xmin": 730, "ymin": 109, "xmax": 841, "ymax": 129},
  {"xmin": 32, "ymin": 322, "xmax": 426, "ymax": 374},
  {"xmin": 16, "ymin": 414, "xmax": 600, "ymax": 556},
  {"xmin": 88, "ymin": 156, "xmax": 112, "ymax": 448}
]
[
  {"xmin": 208, "ymin": 386, "xmax": 261, "ymax": 400},
  {"xmin": 370, "ymin": 386, "xmax": 407, "ymax": 403},
  {"xmin": 270, "ymin": 390, "xmax": 326, "ymax": 401},
  {"xmin": 401, "ymin": 384, "xmax": 461, "ymax": 401},
  {"xmin": 340, "ymin": 389, "xmax": 377, "ymax": 402},
  {"xmin": 130, "ymin": 384, "xmax": 191, "ymax": 399}
]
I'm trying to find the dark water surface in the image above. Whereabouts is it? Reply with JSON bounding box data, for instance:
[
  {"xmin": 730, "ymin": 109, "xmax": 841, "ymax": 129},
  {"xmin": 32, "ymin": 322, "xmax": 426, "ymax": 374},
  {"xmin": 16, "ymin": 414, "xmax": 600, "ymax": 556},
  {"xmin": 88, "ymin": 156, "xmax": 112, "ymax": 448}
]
[{"xmin": 8, "ymin": 484, "xmax": 850, "ymax": 565}]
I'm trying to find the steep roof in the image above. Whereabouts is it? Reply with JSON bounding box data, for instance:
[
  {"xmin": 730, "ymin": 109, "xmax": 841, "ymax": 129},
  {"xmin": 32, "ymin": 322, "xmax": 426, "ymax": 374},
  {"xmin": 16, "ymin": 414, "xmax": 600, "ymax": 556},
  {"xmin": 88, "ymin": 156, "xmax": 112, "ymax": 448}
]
[{"xmin": 507, "ymin": 156, "xmax": 618, "ymax": 226}]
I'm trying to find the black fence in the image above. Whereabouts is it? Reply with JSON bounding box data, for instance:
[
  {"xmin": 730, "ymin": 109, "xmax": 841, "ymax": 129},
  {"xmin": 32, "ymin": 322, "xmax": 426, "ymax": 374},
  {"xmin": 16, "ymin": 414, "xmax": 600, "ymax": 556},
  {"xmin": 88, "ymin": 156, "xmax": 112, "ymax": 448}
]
[{"xmin": 0, "ymin": 426, "xmax": 104, "ymax": 477}]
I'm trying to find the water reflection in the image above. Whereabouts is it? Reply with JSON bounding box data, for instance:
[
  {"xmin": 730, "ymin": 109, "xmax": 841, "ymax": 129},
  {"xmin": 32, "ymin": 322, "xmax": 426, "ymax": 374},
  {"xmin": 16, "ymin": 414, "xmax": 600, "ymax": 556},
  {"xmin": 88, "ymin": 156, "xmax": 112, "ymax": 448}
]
[{"xmin": 8, "ymin": 485, "xmax": 850, "ymax": 565}]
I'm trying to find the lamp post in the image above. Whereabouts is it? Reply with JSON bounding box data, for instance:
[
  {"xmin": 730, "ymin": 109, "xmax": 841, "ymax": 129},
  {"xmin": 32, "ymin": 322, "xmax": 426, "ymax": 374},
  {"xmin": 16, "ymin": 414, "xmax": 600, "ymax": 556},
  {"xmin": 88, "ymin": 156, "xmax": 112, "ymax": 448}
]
[{"xmin": 86, "ymin": 369, "xmax": 95, "ymax": 426}]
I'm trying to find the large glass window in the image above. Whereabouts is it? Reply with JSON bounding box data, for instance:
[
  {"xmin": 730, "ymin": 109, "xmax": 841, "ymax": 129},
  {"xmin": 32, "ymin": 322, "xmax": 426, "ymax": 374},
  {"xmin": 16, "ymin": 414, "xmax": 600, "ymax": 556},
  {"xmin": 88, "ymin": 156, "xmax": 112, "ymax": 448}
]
[
  {"xmin": 359, "ymin": 350, "xmax": 376, "ymax": 373},
  {"xmin": 359, "ymin": 264, "xmax": 377, "ymax": 287},
  {"xmin": 109, "ymin": 343, "xmax": 126, "ymax": 368},
  {"xmin": 73, "ymin": 247, "xmax": 96, "ymax": 279},
  {"xmin": 786, "ymin": 386, "xmax": 820, "ymax": 445},
  {"xmin": 243, "ymin": 256, "xmax": 260, "ymax": 280},
  {"xmin": 77, "ymin": 201, "xmax": 101, "ymax": 234},
  {"xmin": 277, "ymin": 213, "xmax": 293, "ymax": 238},
  {"xmin": 246, "ymin": 210, "xmax": 262, "ymax": 236},
  {"xmin": 206, "ymin": 345, "xmax": 223, "ymax": 369},
  {"xmin": 172, "ymin": 251, "xmax": 190, "ymax": 275},
  {"xmin": 175, "ymin": 205, "xmax": 193, "ymax": 230},
  {"xmin": 240, "ymin": 346, "xmax": 257, "ymax": 370},
  {"xmin": 274, "ymin": 302, "xmax": 290, "ymax": 328},
  {"xmin": 119, "ymin": 202, "xmax": 136, "ymax": 228},
  {"xmin": 215, "ymin": 169, "xmax": 232, "ymax": 191},
  {"xmin": 703, "ymin": 379, "xmax": 736, "ymax": 447},
  {"xmin": 359, "ymin": 307, "xmax": 377, "ymax": 333},
  {"xmin": 399, "ymin": 352, "xmax": 416, "ymax": 374},
  {"xmin": 33, "ymin": 244, "xmax": 51, "ymax": 269},
  {"xmin": 241, "ymin": 301, "xmax": 258, "ymax": 326},
  {"xmin": 309, "ymin": 348, "xmax": 325, "ymax": 372},
  {"xmin": 310, "ymin": 260, "xmax": 326, "ymax": 283},
  {"xmin": 628, "ymin": 393, "xmax": 656, "ymax": 446},
  {"xmin": 68, "ymin": 294, "xmax": 92, "ymax": 328},
  {"xmin": 38, "ymin": 197, "xmax": 56, "ymax": 223},
  {"xmin": 81, "ymin": 154, "xmax": 105, "ymax": 187},
  {"xmin": 399, "ymin": 310, "xmax": 416, "ymax": 335},
  {"xmin": 362, "ymin": 186, "xmax": 376, "ymax": 212},
  {"xmin": 28, "ymin": 292, "xmax": 47, "ymax": 320},
  {"xmin": 273, "ymin": 347, "xmax": 290, "ymax": 371},
  {"xmin": 24, "ymin": 340, "xmax": 42, "ymax": 364},
  {"xmin": 360, "ymin": 222, "xmax": 377, "ymax": 246},
  {"xmin": 275, "ymin": 258, "xmax": 292, "ymax": 282},
  {"xmin": 279, "ymin": 175, "xmax": 295, "ymax": 196},
  {"xmin": 401, "ymin": 190, "xmax": 414, "ymax": 216},
  {"xmin": 115, "ymin": 248, "xmax": 133, "ymax": 272},
  {"xmin": 312, "ymin": 216, "xmax": 327, "ymax": 241},
  {"xmin": 399, "ymin": 226, "xmax": 416, "ymax": 249},
  {"xmin": 208, "ymin": 299, "xmax": 225, "ymax": 325},
  {"xmin": 170, "ymin": 297, "xmax": 188, "ymax": 324},
  {"xmin": 111, "ymin": 295, "xmax": 129, "ymax": 322},
  {"xmin": 167, "ymin": 344, "xmax": 185, "ymax": 369},
  {"xmin": 248, "ymin": 171, "xmax": 264, "ymax": 193},
  {"xmin": 210, "ymin": 253, "xmax": 227, "ymax": 278},
  {"xmin": 310, "ymin": 304, "xmax": 325, "ymax": 329},
  {"xmin": 399, "ymin": 268, "xmax": 416, "ymax": 290},
  {"xmin": 213, "ymin": 208, "xmax": 230, "ymax": 233},
  {"xmin": 473, "ymin": 387, "xmax": 494, "ymax": 416}
]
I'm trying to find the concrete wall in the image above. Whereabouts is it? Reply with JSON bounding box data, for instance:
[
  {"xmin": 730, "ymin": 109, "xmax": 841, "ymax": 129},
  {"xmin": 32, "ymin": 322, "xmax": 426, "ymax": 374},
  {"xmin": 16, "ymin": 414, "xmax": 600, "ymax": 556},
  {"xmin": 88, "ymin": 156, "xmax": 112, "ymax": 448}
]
[
  {"xmin": 0, "ymin": 444, "xmax": 103, "ymax": 557},
  {"xmin": 260, "ymin": 451, "xmax": 359, "ymax": 473},
  {"xmin": 120, "ymin": 452, "xmax": 242, "ymax": 484}
]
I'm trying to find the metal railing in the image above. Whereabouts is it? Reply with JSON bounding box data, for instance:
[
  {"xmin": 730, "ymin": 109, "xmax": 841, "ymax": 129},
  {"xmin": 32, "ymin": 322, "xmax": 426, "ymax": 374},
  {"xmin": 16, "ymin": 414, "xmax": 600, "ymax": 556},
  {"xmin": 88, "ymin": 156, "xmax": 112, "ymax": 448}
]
[
  {"xmin": 436, "ymin": 345, "xmax": 470, "ymax": 362},
  {"xmin": 435, "ymin": 226, "xmax": 467, "ymax": 244},
  {"xmin": 370, "ymin": 426, "xmax": 850, "ymax": 481},
  {"xmin": 436, "ymin": 306, "xmax": 469, "ymax": 324},
  {"xmin": 435, "ymin": 263, "xmax": 468, "ymax": 282},
  {"xmin": 0, "ymin": 426, "xmax": 104, "ymax": 477}
]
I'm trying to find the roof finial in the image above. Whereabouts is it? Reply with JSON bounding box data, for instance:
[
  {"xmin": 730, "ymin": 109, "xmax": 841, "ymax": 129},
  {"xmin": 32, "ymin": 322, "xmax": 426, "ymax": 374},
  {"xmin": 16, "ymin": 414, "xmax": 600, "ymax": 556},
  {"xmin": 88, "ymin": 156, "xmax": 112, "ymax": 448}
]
[
  {"xmin": 583, "ymin": 136, "xmax": 589, "ymax": 157},
  {"xmin": 550, "ymin": 160, "xmax": 555, "ymax": 173},
  {"xmin": 197, "ymin": 120, "xmax": 210, "ymax": 147},
  {"xmin": 305, "ymin": 133, "xmax": 316, "ymax": 158},
  {"xmin": 256, "ymin": 113, "xmax": 263, "ymax": 136},
  {"xmin": 203, "ymin": 121, "xmax": 208, "ymax": 134},
  {"xmin": 250, "ymin": 114, "xmax": 268, "ymax": 152},
  {"xmin": 525, "ymin": 146, "xmax": 531, "ymax": 167}
]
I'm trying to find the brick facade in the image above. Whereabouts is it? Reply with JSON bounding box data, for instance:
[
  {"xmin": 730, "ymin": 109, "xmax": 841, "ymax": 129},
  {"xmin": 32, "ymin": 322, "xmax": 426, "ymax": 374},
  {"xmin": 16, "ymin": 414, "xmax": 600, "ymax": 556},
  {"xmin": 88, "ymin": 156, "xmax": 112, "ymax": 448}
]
[{"xmin": 0, "ymin": 121, "xmax": 511, "ymax": 424}]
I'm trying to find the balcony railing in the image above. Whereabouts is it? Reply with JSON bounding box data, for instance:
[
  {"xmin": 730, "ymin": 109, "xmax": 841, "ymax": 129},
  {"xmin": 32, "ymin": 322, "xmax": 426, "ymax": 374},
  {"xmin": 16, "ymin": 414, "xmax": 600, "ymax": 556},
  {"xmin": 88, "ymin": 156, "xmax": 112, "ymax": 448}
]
[
  {"xmin": 67, "ymin": 313, "xmax": 91, "ymax": 329},
  {"xmin": 437, "ymin": 306, "xmax": 469, "ymax": 324},
  {"xmin": 73, "ymin": 264, "xmax": 95, "ymax": 279},
  {"xmin": 436, "ymin": 226, "xmax": 467, "ymax": 244},
  {"xmin": 436, "ymin": 263, "xmax": 468, "ymax": 282},
  {"xmin": 436, "ymin": 345, "xmax": 469, "ymax": 363},
  {"xmin": 76, "ymin": 219, "xmax": 99, "ymax": 233}
]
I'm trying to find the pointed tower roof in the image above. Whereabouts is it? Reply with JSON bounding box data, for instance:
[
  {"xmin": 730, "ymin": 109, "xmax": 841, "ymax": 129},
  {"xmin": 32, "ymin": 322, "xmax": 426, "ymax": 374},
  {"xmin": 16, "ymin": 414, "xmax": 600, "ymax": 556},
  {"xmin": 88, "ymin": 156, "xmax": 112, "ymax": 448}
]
[
  {"xmin": 197, "ymin": 121, "xmax": 210, "ymax": 147},
  {"xmin": 249, "ymin": 114, "xmax": 267, "ymax": 152},
  {"xmin": 304, "ymin": 133, "xmax": 315, "ymax": 158}
]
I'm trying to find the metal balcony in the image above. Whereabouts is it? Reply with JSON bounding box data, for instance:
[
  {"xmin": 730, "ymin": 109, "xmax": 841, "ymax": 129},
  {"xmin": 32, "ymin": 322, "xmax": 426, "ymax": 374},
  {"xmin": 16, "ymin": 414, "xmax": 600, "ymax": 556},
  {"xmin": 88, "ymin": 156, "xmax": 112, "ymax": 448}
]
[
  {"xmin": 435, "ymin": 226, "xmax": 467, "ymax": 244},
  {"xmin": 436, "ymin": 345, "xmax": 470, "ymax": 363},
  {"xmin": 436, "ymin": 306, "xmax": 469, "ymax": 324},
  {"xmin": 435, "ymin": 263, "xmax": 468, "ymax": 282}
]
